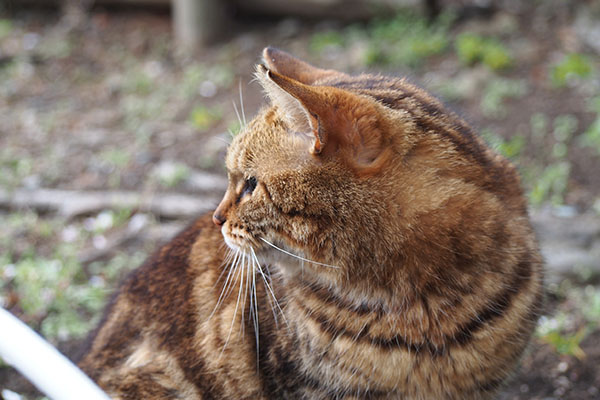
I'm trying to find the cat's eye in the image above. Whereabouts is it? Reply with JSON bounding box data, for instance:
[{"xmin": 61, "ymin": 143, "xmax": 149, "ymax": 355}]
[{"xmin": 242, "ymin": 176, "xmax": 257, "ymax": 196}]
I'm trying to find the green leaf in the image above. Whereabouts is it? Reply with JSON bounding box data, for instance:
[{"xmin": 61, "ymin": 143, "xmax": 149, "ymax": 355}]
[{"xmin": 551, "ymin": 53, "xmax": 593, "ymax": 87}]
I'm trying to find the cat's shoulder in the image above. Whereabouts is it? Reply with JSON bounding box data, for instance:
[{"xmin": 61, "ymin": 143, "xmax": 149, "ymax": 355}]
[{"xmin": 121, "ymin": 213, "xmax": 223, "ymax": 297}]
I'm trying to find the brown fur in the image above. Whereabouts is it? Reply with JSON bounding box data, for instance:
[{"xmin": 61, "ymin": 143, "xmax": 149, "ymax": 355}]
[{"xmin": 79, "ymin": 47, "xmax": 543, "ymax": 399}]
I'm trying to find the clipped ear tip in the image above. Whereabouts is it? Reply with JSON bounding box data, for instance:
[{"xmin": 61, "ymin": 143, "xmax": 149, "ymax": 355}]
[
  {"xmin": 262, "ymin": 46, "xmax": 288, "ymax": 65},
  {"xmin": 262, "ymin": 47, "xmax": 276, "ymax": 63}
]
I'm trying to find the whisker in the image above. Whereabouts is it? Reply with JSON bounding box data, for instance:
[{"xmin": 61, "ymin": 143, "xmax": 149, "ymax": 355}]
[
  {"xmin": 232, "ymin": 99, "xmax": 243, "ymax": 129},
  {"xmin": 239, "ymin": 80, "xmax": 247, "ymax": 127},
  {"xmin": 215, "ymin": 248, "xmax": 236, "ymax": 285},
  {"xmin": 250, "ymin": 248, "xmax": 289, "ymax": 329},
  {"xmin": 260, "ymin": 238, "xmax": 339, "ymax": 269},
  {"xmin": 209, "ymin": 249, "xmax": 240, "ymax": 320},
  {"xmin": 221, "ymin": 252, "xmax": 246, "ymax": 355},
  {"xmin": 240, "ymin": 253, "xmax": 250, "ymax": 335},
  {"xmin": 256, "ymin": 260, "xmax": 278, "ymax": 328},
  {"xmin": 214, "ymin": 135, "xmax": 232, "ymax": 145},
  {"xmin": 251, "ymin": 255, "xmax": 259, "ymax": 368},
  {"xmin": 222, "ymin": 250, "xmax": 242, "ymax": 299}
]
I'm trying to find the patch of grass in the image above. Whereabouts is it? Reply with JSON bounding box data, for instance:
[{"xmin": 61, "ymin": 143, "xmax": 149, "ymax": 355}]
[
  {"xmin": 152, "ymin": 161, "xmax": 191, "ymax": 188},
  {"xmin": 455, "ymin": 33, "xmax": 512, "ymax": 71},
  {"xmin": 123, "ymin": 70, "xmax": 154, "ymax": 95},
  {"xmin": 530, "ymin": 112, "xmax": 548, "ymax": 143},
  {"xmin": 481, "ymin": 78, "xmax": 527, "ymax": 118},
  {"xmin": 308, "ymin": 11, "xmax": 453, "ymax": 68},
  {"xmin": 539, "ymin": 326, "xmax": 587, "ymax": 360},
  {"xmin": 99, "ymin": 148, "xmax": 131, "ymax": 169},
  {"xmin": 0, "ymin": 210, "xmax": 151, "ymax": 345},
  {"xmin": 0, "ymin": 19, "xmax": 13, "ymax": 39},
  {"xmin": 189, "ymin": 105, "xmax": 222, "ymax": 132},
  {"xmin": 0, "ymin": 149, "xmax": 33, "ymax": 188},
  {"xmin": 551, "ymin": 114, "xmax": 578, "ymax": 159},
  {"xmin": 309, "ymin": 31, "xmax": 345, "ymax": 54},
  {"xmin": 227, "ymin": 119, "xmax": 242, "ymax": 138},
  {"xmin": 88, "ymin": 251, "xmax": 147, "ymax": 284},
  {"xmin": 0, "ymin": 246, "xmax": 106, "ymax": 342},
  {"xmin": 577, "ymin": 286, "xmax": 600, "ymax": 325},
  {"xmin": 481, "ymin": 128, "xmax": 525, "ymax": 160},
  {"xmin": 121, "ymin": 93, "xmax": 167, "ymax": 142},
  {"xmin": 364, "ymin": 12, "xmax": 453, "ymax": 67},
  {"xmin": 537, "ymin": 286, "xmax": 600, "ymax": 360},
  {"xmin": 550, "ymin": 53, "xmax": 593, "ymax": 88},
  {"xmin": 527, "ymin": 161, "xmax": 570, "ymax": 207},
  {"xmin": 180, "ymin": 63, "xmax": 234, "ymax": 99},
  {"xmin": 579, "ymin": 96, "xmax": 600, "ymax": 155},
  {"xmin": 38, "ymin": 36, "xmax": 73, "ymax": 60},
  {"xmin": 83, "ymin": 209, "xmax": 132, "ymax": 235}
]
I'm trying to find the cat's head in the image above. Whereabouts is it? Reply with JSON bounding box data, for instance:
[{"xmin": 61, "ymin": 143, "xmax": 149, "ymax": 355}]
[{"xmin": 212, "ymin": 48, "xmax": 418, "ymax": 285}]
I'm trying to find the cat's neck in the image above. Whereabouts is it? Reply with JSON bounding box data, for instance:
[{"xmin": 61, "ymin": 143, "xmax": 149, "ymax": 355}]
[{"xmin": 279, "ymin": 265, "xmax": 405, "ymax": 316}]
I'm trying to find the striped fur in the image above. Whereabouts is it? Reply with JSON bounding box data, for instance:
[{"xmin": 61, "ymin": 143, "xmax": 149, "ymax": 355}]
[{"xmin": 79, "ymin": 48, "xmax": 543, "ymax": 399}]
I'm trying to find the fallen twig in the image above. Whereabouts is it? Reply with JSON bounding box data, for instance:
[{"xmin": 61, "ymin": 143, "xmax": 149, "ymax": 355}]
[{"xmin": 0, "ymin": 188, "xmax": 222, "ymax": 219}]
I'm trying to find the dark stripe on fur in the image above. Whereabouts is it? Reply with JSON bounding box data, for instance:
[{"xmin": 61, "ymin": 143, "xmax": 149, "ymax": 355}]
[{"xmin": 294, "ymin": 253, "xmax": 533, "ymax": 355}]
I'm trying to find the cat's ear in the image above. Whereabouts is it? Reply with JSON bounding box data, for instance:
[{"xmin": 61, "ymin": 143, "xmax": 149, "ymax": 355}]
[
  {"xmin": 256, "ymin": 64, "xmax": 386, "ymax": 165},
  {"xmin": 262, "ymin": 47, "xmax": 341, "ymax": 85},
  {"xmin": 255, "ymin": 64, "xmax": 319, "ymax": 147}
]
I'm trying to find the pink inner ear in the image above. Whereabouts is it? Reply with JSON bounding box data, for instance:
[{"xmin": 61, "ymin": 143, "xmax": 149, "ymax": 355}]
[{"xmin": 263, "ymin": 66, "xmax": 386, "ymax": 167}]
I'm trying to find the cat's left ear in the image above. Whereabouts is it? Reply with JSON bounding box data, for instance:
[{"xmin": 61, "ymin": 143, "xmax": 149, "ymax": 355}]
[{"xmin": 256, "ymin": 65, "xmax": 386, "ymax": 166}]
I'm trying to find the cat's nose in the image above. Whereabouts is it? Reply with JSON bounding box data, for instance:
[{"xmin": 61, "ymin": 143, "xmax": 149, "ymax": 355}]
[{"xmin": 212, "ymin": 212, "xmax": 226, "ymax": 226}]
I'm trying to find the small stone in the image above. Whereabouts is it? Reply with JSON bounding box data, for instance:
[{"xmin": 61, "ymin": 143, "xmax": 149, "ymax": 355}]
[
  {"xmin": 93, "ymin": 234, "xmax": 107, "ymax": 250},
  {"xmin": 22, "ymin": 33, "xmax": 40, "ymax": 51},
  {"xmin": 557, "ymin": 361, "xmax": 568, "ymax": 373},
  {"xmin": 200, "ymin": 80, "xmax": 217, "ymax": 98}
]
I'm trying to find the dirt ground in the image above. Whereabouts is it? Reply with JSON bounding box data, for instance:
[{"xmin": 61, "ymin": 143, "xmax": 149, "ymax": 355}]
[{"xmin": 1, "ymin": 1, "xmax": 599, "ymax": 399}]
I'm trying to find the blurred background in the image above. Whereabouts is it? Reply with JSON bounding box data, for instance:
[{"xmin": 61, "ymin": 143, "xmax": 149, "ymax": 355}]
[{"xmin": 0, "ymin": 0, "xmax": 599, "ymax": 399}]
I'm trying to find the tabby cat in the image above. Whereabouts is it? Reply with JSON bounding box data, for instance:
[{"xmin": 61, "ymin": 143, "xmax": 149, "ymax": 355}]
[{"xmin": 79, "ymin": 47, "xmax": 544, "ymax": 399}]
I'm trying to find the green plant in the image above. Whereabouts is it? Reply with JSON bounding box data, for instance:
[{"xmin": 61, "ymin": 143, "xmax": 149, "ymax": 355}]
[
  {"xmin": 152, "ymin": 161, "xmax": 190, "ymax": 188},
  {"xmin": 123, "ymin": 70, "xmax": 154, "ymax": 95},
  {"xmin": 364, "ymin": 12, "xmax": 453, "ymax": 67},
  {"xmin": 536, "ymin": 313, "xmax": 586, "ymax": 359},
  {"xmin": 540, "ymin": 328, "xmax": 587, "ymax": 360},
  {"xmin": 0, "ymin": 247, "xmax": 106, "ymax": 342},
  {"xmin": 528, "ymin": 162, "xmax": 570, "ymax": 206},
  {"xmin": 481, "ymin": 129, "xmax": 525, "ymax": 160},
  {"xmin": 551, "ymin": 114, "xmax": 578, "ymax": 159},
  {"xmin": 309, "ymin": 11, "xmax": 453, "ymax": 68},
  {"xmin": 550, "ymin": 53, "xmax": 593, "ymax": 87},
  {"xmin": 455, "ymin": 33, "xmax": 512, "ymax": 71},
  {"xmin": 0, "ymin": 19, "xmax": 12, "ymax": 39},
  {"xmin": 579, "ymin": 96, "xmax": 600, "ymax": 155},
  {"xmin": 227, "ymin": 119, "xmax": 242, "ymax": 138},
  {"xmin": 38, "ymin": 36, "xmax": 73, "ymax": 60},
  {"xmin": 309, "ymin": 31, "xmax": 345, "ymax": 54},
  {"xmin": 537, "ymin": 286, "xmax": 600, "ymax": 360},
  {"xmin": 189, "ymin": 105, "xmax": 222, "ymax": 132},
  {"xmin": 0, "ymin": 150, "xmax": 33, "ymax": 188},
  {"xmin": 481, "ymin": 78, "xmax": 527, "ymax": 118},
  {"xmin": 99, "ymin": 148, "xmax": 131, "ymax": 169},
  {"xmin": 578, "ymin": 286, "xmax": 600, "ymax": 325}
]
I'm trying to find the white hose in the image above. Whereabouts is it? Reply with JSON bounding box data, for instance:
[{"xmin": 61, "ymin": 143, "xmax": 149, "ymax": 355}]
[{"xmin": 0, "ymin": 308, "xmax": 110, "ymax": 400}]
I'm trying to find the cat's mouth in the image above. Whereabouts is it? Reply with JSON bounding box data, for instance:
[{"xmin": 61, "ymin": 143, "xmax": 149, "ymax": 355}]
[
  {"xmin": 221, "ymin": 222, "xmax": 259, "ymax": 252},
  {"xmin": 221, "ymin": 223, "xmax": 339, "ymax": 273}
]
